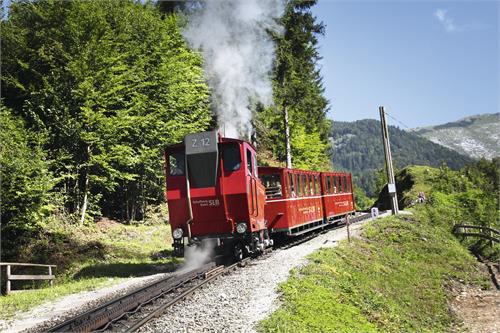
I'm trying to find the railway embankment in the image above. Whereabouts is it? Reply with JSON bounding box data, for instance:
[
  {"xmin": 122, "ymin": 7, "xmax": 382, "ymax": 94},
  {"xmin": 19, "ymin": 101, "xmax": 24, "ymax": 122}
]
[{"xmin": 259, "ymin": 164, "xmax": 499, "ymax": 333}]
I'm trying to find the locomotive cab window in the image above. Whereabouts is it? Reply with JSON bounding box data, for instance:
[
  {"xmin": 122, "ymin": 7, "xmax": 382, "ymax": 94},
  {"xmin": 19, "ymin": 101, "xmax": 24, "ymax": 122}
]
[
  {"xmin": 253, "ymin": 153, "xmax": 258, "ymax": 177},
  {"xmin": 169, "ymin": 152, "xmax": 185, "ymax": 176},
  {"xmin": 260, "ymin": 174, "xmax": 282, "ymax": 198},
  {"xmin": 222, "ymin": 144, "xmax": 241, "ymax": 172},
  {"xmin": 246, "ymin": 149, "xmax": 253, "ymax": 175}
]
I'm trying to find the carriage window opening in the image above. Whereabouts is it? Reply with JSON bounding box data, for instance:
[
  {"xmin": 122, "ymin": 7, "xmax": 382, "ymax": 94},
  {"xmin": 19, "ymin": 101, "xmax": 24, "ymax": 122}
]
[
  {"xmin": 338, "ymin": 176, "xmax": 343, "ymax": 193},
  {"xmin": 343, "ymin": 176, "xmax": 348, "ymax": 192},
  {"xmin": 334, "ymin": 176, "xmax": 338, "ymax": 193},
  {"xmin": 309, "ymin": 176, "xmax": 314, "ymax": 195},
  {"xmin": 260, "ymin": 174, "xmax": 282, "ymax": 198},
  {"xmin": 222, "ymin": 144, "xmax": 241, "ymax": 171},
  {"xmin": 169, "ymin": 152, "xmax": 185, "ymax": 176},
  {"xmin": 293, "ymin": 175, "xmax": 302, "ymax": 197},
  {"xmin": 315, "ymin": 176, "xmax": 320, "ymax": 195},
  {"xmin": 326, "ymin": 176, "xmax": 332, "ymax": 194},
  {"xmin": 302, "ymin": 175, "xmax": 308, "ymax": 197},
  {"xmin": 288, "ymin": 173, "xmax": 296, "ymax": 198},
  {"xmin": 246, "ymin": 149, "xmax": 252, "ymax": 174}
]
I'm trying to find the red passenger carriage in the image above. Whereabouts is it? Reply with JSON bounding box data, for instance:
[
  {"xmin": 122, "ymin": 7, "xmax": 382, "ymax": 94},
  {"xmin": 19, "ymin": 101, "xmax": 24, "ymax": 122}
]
[
  {"xmin": 320, "ymin": 172, "xmax": 355, "ymax": 221},
  {"xmin": 259, "ymin": 167, "xmax": 325, "ymax": 235}
]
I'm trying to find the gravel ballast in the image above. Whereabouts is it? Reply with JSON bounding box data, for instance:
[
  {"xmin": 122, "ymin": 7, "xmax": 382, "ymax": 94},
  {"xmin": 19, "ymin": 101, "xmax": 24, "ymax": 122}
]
[{"xmin": 140, "ymin": 217, "xmax": 381, "ymax": 333}]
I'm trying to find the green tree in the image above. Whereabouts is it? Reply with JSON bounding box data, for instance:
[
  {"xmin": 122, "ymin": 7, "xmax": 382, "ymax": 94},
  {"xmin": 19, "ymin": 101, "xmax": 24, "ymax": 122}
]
[
  {"xmin": 0, "ymin": 106, "xmax": 53, "ymax": 259},
  {"xmin": 257, "ymin": 0, "xmax": 331, "ymax": 171},
  {"xmin": 1, "ymin": 0, "xmax": 211, "ymax": 223}
]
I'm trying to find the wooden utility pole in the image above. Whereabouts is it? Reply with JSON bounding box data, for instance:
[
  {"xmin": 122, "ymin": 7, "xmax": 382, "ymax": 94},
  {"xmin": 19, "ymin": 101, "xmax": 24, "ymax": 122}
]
[{"xmin": 379, "ymin": 106, "xmax": 399, "ymax": 215}]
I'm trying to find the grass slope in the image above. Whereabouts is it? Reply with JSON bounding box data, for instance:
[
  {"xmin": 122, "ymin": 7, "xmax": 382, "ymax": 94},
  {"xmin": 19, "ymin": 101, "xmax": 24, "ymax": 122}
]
[
  {"xmin": 260, "ymin": 163, "xmax": 498, "ymax": 333},
  {"xmin": 0, "ymin": 221, "xmax": 176, "ymax": 319},
  {"xmin": 259, "ymin": 213, "xmax": 488, "ymax": 333}
]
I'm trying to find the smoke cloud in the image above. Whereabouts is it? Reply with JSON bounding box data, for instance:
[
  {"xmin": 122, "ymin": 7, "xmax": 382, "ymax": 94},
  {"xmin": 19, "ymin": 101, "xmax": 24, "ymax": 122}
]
[{"xmin": 183, "ymin": 0, "xmax": 284, "ymax": 139}]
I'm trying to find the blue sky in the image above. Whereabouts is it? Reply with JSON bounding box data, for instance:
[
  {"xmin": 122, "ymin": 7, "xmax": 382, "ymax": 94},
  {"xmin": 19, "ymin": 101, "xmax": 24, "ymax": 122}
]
[
  {"xmin": 2, "ymin": 0, "xmax": 498, "ymax": 128},
  {"xmin": 311, "ymin": 1, "xmax": 499, "ymax": 127}
]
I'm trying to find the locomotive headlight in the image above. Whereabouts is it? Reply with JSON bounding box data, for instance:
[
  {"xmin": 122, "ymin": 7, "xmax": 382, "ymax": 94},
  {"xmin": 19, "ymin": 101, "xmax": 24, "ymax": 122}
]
[
  {"xmin": 236, "ymin": 222, "xmax": 247, "ymax": 234},
  {"xmin": 172, "ymin": 228, "xmax": 183, "ymax": 239}
]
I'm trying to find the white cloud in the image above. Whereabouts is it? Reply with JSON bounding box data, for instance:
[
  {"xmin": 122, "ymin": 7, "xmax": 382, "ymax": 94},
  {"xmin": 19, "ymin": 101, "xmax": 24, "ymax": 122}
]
[{"xmin": 434, "ymin": 9, "xmax": 461, "ymax": 32}]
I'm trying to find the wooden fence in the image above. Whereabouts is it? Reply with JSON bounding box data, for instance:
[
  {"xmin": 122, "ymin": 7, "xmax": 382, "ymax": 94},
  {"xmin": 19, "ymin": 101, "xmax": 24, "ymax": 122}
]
[
  {"xmin": 0, "ymin": 262, "xmax": 57, "ymax": 295},
  {"xmin": 452, "ymin": 224, "xmax": 500, "ymax": 243}
]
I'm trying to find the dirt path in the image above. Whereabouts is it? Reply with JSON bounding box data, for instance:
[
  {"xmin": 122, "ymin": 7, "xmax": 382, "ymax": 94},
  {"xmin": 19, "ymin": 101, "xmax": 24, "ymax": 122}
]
[{"xmin": 450, "ymin": 264, "xmax": 500, "ymax": 333}]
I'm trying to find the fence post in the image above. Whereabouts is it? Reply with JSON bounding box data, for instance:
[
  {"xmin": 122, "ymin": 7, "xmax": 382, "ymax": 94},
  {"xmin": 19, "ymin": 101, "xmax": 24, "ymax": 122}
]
[
  {"xmin": 6, "ymin": 265, "xmax": 11, "ymax": 295},
  {"xmin": 49, "ymin": 266, "xmax": 53, "ymax": 287}
]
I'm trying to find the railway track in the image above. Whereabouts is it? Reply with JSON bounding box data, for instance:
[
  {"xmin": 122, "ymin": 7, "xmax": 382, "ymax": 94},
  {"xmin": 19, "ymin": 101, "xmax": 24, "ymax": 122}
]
[
  {"xmin": 45, "ymin": 211, "xmax": 374, "ymax": 333},
  {"xmin": 45, "ymin": 260, "xmax": 248, "ymax": 333}
]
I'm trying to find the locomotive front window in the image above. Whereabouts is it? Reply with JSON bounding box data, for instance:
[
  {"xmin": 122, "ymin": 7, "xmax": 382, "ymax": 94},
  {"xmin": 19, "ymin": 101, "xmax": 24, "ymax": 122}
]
[
  {"xmin": 222, "ymin": 144, "xmax": 241, "ymax": 171},
  {"xmin": 260, "ymin": 174, "xmax": 282, "ymax": 198},
  {"xmin": 169, "ymin": 152, "xmax": 185, "ymax": 176}
]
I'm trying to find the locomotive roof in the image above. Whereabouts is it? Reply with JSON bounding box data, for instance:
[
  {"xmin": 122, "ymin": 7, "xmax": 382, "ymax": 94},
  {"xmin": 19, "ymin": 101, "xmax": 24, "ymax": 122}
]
[{"xmin": 165, "ymin": 137, "xmax": 257, "ymax": 151}]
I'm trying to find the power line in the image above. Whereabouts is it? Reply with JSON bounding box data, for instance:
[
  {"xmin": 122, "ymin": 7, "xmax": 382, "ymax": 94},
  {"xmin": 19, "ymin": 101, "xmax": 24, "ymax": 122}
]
[{"xmin": 383, "ymin": 110, "xmax": 413, "ymax": 130}]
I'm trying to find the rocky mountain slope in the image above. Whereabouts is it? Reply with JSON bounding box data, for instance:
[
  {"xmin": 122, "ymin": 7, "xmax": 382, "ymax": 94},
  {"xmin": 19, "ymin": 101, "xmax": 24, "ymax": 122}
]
[{"xmin": 411, "ymin": 113, "xmax": 499, "ymax": 159}]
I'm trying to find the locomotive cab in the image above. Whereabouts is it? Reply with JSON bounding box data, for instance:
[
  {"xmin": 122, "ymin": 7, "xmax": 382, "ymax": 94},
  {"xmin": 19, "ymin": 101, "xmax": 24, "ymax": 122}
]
[{"xmin": 165, "ymin": 131, "xmax": 270, "ymax": 259}]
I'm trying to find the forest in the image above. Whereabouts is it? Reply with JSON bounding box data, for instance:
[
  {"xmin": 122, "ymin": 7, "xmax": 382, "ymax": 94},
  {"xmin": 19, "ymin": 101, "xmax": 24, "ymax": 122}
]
[
  {"xmin": 330, "ymin": 119, "xmax": 475, "ymax": 196},
  {"xmin": 1, "ymin": 0, "xmax": 331, "ymax": 261}
]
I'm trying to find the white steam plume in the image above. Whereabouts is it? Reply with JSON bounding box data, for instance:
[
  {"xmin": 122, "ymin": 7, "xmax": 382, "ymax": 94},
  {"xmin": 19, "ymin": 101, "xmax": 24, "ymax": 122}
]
[
  {"xmin": 176, "ymin": 243, "xmax": 214, "ymax": 275},
  {"xmin": 183, "ymin": 0, "xmax": 284, "ymax": 139}
]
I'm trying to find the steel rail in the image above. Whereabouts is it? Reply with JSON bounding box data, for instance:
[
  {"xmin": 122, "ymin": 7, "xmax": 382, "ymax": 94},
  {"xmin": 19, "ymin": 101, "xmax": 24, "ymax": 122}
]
[{"xmin": 45, "ymin": 262, "xmax": 216, "ymax": 333}]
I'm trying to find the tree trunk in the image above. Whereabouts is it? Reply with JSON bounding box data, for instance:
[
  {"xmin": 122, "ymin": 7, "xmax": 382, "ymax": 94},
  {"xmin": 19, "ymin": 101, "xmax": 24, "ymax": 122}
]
[
  {"xmin": 79, "ymin": 170, "xmax": 89, "ymax": 226},
  {"xmin": 283, "ymin": 105, "xmax": 292, "ymax": 169},
  {"xmin": 79, "ymin": 145, "xmax": 91, "ymax": 226}
]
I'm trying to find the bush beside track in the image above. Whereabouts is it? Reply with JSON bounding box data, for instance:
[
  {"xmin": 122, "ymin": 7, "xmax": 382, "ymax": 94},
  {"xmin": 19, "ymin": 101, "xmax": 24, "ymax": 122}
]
[{"xmin": 259, "ymin": 164, "xmax": 498, "ymax": 333}]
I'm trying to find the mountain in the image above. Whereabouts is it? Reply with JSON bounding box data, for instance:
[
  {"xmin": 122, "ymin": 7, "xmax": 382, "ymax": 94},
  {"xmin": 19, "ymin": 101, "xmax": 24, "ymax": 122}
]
[
  {"xmin": 411, "ymin": 113, "xmax": 499, "ymax": 159},
  {"xmin": 330, "ymin": 119, "xmax": 474, "ymax": 196}
]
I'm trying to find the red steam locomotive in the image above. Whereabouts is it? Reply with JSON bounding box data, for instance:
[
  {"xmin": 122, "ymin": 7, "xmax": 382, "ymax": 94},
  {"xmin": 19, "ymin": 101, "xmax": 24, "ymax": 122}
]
[{"xmin": 165, "ymin": 131, "xmax": 355, "ymax": 259}]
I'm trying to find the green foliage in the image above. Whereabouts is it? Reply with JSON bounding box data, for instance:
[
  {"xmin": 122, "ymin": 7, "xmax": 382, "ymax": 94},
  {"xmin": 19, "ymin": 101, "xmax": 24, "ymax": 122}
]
[
  {"xmin": 353, "ymin": 186, "xmax": 373, "ymax": 211},
  {"xmin": 331, "ymin": 119, "xmax": 474, "ymax": 196},
  {"xmin": 374, "ymin": 162, "xmax": 499, "ymax": 259},
  {"xmin": 256, "ymin": 0, "xmax": 331, "ymax": 170},
  {"xmin": 1, "ymin": 0, "xmax": 211, "ymax": 225},
  {"xmin": 0, "ymin": 106, "xmax": 54, "ymax": 259},
  {"xmin": 259, "ymin": 215, "xmax": 488, "ymax": 333}
]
